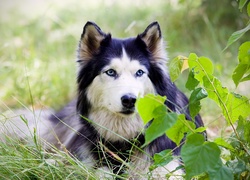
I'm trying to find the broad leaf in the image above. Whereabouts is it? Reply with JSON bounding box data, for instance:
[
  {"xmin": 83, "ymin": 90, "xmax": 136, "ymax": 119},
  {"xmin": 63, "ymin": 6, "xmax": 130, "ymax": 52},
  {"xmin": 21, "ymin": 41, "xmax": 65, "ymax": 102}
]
[
  {"xmin": 236, "ymin": 116, "xmax": 250, "ymax": 143},
  {"xmin": 166, "ymin": 114, "xmax": 196, "ymax": 146},
  {"xmin": 241, "ymin": 73, "xmax": 250, "ymax": 82},
  {"xmin": 209, "ymin": 165, "xmax": 234, "ymax": 180},
  {"xmin": 188, "ymin": 53, "xmax": 214, "ymax": 83},
  {"xmin": 214, "ymin": 137, "xmax": 234, "ymax": 151},
  {"xmin": 238, "ymin": 0, "xmax": 248, "ymax": 11},
  {"xmin": 181, "ymin": 134, "xmax": 222, "ymax": 179},
  {"xmin": 232, "ymin": 41, "xmax": 250, "ymax": 87},
  {"xmin": 168, "ymin": 56, "xmax": 184, "ymax": 82},
  {"xmin": 189, "ymin": 87, "xmax": 208, "ymax": 118},
  {"xmin": 136, "ymin": 94, "xmax": 166, "ymax": 124},
  {"xmin": 181, "ymin": 56, "xmax": 189, "ymax": 72},
  {"xmin": 203, "ymin": 75, "xmax": 250, "ymax": 124},
  {"xmin": 144, "ymin": 112, "xmax": 177, "ymax": 145},
  {"xmin": 150, "ymin": 149, "xmax": 173, "ymax": 170},
  {"xmin": 224, "ymin": 25, "xmax": 250, "ymax": 50},
  {"xmin": 238, "ymin": 41, "xmax": 250, "ymax": 63},
  {"xmin": 232, "ymin": 63, "xmax": 250, "ymax": 87},
  {"xmin": 227, "ymin": 159, "xmax": 247, "ymax": 179},
  {"xmin": 194, "ymin": 126, "xmax": 207, "ymax": 133},
  {"xmin": 185, "ymin": 69, "xmax": 199, "ymax": 91}
]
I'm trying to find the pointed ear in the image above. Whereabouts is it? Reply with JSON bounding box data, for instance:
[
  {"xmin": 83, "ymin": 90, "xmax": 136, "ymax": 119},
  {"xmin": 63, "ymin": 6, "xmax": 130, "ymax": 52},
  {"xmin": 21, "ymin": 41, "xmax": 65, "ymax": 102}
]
[
  {"xmin": 77, "ymin": 21, "xmax": 109, "ymax": 63},
  {"xmin": 138, "ymin": 22, "xmax": 167, "ymax": 61}
]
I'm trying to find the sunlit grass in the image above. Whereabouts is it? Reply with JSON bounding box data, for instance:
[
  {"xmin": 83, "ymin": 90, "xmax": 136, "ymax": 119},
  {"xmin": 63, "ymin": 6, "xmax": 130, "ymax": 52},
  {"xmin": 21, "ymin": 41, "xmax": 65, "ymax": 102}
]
[{"xmin": 0, "ymin": 133, "xmax": 96, "ymax": 180}]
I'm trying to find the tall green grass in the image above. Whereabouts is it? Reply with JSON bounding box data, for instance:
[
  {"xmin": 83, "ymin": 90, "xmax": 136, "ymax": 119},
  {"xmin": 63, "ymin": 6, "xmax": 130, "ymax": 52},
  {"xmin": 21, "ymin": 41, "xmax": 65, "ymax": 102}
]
[{"xmin": 0, "ymin": 132, "xmax": 96, "ymax": 179}]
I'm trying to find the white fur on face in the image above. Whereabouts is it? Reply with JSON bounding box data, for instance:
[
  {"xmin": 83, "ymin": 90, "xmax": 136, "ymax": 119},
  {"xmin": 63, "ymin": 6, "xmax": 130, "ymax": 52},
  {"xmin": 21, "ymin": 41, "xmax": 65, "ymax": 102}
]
[
  {"xmin": 86, "ymin": 48, "xmax": 155, "ymax": 141},
  {"xmin": 87, "ymin": 49, "xmax": 155, "ymax": 114}
]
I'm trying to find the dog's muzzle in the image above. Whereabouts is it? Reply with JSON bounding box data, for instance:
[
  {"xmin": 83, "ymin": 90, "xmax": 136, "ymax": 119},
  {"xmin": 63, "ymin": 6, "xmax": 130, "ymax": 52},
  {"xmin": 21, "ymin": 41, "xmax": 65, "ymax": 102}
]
[{"xmin": 120, "ymin": 94, "xmax": 136, "ymax": 114}]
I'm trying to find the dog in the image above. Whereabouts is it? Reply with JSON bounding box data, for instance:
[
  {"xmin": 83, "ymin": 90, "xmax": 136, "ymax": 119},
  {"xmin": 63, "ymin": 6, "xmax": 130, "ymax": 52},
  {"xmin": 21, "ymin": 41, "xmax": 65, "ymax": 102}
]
[{"xmin": 1, "ymin": 21, "xmax": 204, "ymax": 179}]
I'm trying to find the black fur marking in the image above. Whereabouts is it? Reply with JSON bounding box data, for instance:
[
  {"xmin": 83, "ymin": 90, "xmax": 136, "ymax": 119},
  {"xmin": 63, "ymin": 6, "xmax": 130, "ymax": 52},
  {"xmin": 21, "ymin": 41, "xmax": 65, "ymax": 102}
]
[{"xmin": 92, "ymin": 134, "xmax": 145, "ymax": 175}]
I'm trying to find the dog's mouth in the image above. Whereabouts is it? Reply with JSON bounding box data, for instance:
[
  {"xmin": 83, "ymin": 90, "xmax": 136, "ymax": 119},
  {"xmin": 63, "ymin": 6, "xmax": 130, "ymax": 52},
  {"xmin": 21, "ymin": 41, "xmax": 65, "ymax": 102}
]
[{"xmin": 120, "ymin": 107, "xmax": 135, "ymax": 115}]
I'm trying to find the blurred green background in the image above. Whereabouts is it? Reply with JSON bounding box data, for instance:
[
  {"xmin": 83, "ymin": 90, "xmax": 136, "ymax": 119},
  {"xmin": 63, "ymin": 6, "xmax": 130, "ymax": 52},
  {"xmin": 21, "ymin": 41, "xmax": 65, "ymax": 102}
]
[{"xmin": 0, "ymin": 0, "xmax": 249, "ymax": 135}]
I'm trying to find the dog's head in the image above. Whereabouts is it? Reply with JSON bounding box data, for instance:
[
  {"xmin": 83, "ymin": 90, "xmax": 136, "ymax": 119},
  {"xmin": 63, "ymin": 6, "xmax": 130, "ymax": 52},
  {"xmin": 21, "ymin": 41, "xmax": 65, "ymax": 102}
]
[{"xmin": 77, "ymin": 21, "xmax": 168, "ymax": 117}]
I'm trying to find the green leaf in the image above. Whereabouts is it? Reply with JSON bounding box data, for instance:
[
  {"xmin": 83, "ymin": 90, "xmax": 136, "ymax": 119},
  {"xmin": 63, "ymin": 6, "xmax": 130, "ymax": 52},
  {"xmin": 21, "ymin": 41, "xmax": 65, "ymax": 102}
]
[
  {"xmin": 209, "ymin": 165, "xmax": 234, "ymax": 180},
  {"xmin": 224, "ymin": 25, "xmax": 250, "ymax": 50},
  {"xmin": 185, "ymin": 69, "xmax": 199, "ymax": 91},
  {"xmin": 168, "ymin": 56, "xmax": 184, "ymax": 82},
  {"xmin": 136, "ymin": 94, "xmax": 166, "ymax": 124},
  {"xmin": 150, "ymin": 149, "xmax": 173, "ymax": 170},
  {"xmin": 145, "ymin": 112, "xmax": 177, "ymax": 145},
  {"xmin": 227, "ymin": 159, "xmax": 247, "ymax": 179},
  {"xmin": 238, "ymin": 41, "xmax": 250, "ymax": 64},
  {"xmin": 189, "ymin": 87, "xmax": 208, "ymax": 118},
  {"xmin": 239, "ymin": 0, "xmax": 248, "ymax": 11},
  {"xmin": 181, "ymin": 134, "xmax": 222, "ymax": 180},
  {"xmin": 240, "ymin": 73, "xmax": 250, "ymax": 82},
  {"xmin": 203, "ymin": 75, "xmax": 250, "ymax": 124},
  {"xmin": 166, "ymin": 114, "xmax": 196, "ymax": 146},
  {"xmin": 232, "ymin": 64, "xmax": 250, "ymax": 87},
  {"xmin": 214, "ymin": 137, "xmax": 234, "ymax": 151},
  {"xmin": 189, "ymin": 88, "xmax": 208, "ymax": 103},
  {"xmin": 188, "ymin": 53, "xmax": 214, "ymax": 83},
  {"xmin": 233, "ymin": 41, "xmax": 250, "ymax": 86},
  {"xmin": 194, "ymin": 126, "xmax": 207, "ymax": 133},
  {"xmin": 237, "ymin": 116, "xmax": 250, "ymax": 143}
]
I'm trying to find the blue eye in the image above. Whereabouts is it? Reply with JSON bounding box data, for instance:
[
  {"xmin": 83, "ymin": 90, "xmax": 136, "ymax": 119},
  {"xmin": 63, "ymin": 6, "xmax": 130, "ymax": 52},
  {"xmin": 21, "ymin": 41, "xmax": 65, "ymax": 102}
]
[
  {"xmin": 105, "ymin": 69, "xmax": 117, "ymax": 77},
  {"xmin": 135, "ymin": 69, "xmax": 145, "ymax": 77}
]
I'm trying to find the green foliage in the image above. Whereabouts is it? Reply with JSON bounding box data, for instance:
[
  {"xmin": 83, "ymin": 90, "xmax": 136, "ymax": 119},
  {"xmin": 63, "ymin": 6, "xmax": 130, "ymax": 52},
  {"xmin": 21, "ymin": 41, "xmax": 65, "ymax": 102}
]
[
  {"xmin": 136, "ymin": 94, "xmax": 178, "ymax": 146},
  {"xmin": 137, "ymin": 5, "xmax": 250, "ymax": 177},
  {"xmin": 232, "ymin": 41, "xmax": 250, "ymax": 86},
  {"xmin": 166, "ymin": 114, "xmax": 195, "ymax": 146},
  {"xmin": 238, "ymin": 0, "xmax": 249, "ymax": 11},
  {"xmin": 168, "ymin": 55, "xmax": 186, "ymax": 82},
  {"xmin": 136, "ymin": 94, "xmax": 166, "ymax": 125},
  {"xmin": 204, "ymin": 75, "xmax": 250, "ymax": 124},
  {"xmin": 224, "ymin": 0, "xmax": 250, "ymax": 50},
  {"xmin": 187, "ymin": 53, "xmax": 214, "ymax": 83},
  {"xmin": 185, "ymin": 69, "xmax": 199, "ymax": 91},
  {"xmin": 224, "ymin": 25, "xmax": 250, "ymax": 50},
  {"xmin": 138, "ymin": 47, "xmax": 250, "ymax": 178},
  {"xmin": 150, "ymin": 149, "xmax": 173, "ymax": 171},
  {"xmin": 144, "ymin": 112, "xmax": 177, "ymax": 146},
  {"xmin": 181, "ymin": 134, "xmax": 233, "ymax": 180},
  {"xmin": 188, "ymin": 87, "xmax": 208, "ymax": 119}
]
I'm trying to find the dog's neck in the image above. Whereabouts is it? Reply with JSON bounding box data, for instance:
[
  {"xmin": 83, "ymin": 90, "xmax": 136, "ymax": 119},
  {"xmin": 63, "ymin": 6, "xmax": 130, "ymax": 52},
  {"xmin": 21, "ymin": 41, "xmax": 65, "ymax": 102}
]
[{"xmin": 88, "ymin": 109, "xmax": 144, "ymax": 142}]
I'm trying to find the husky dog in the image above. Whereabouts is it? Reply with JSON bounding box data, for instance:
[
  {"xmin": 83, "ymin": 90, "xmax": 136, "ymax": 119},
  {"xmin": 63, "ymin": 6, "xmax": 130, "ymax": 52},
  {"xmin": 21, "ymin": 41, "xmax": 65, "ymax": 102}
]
[{"xmin": 1, "ymin": 22, "xmax": 204, "ymax": 179}]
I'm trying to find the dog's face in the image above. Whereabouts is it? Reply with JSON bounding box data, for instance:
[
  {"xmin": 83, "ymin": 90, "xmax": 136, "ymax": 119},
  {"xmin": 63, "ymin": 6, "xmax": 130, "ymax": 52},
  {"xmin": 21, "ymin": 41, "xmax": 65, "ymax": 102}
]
[
  {"xmin": 86, "ymin": 48, "xmax": 155, "ymax": 115},
  {"xmin": 77, "ymin": 22, "xmax": 168, "ymax": 116}
]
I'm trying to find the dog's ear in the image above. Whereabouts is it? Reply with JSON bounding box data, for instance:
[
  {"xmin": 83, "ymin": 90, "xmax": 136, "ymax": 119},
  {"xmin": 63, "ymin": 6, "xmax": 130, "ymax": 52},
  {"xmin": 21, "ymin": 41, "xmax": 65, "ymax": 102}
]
[
  {"xmin": 77, "ymin": 22, "xmax": 110, "ymax": 63},
  {"xmin": 138, "ymin": 22, "xmax": 167, "ymax": 61}
]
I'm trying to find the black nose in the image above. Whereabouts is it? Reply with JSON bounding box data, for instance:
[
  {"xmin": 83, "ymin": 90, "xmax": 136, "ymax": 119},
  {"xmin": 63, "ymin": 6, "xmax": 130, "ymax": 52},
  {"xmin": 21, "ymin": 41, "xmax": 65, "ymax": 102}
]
[{"xmin": 121, "ymin": 94, "xmax": 136, "ymax": 109}]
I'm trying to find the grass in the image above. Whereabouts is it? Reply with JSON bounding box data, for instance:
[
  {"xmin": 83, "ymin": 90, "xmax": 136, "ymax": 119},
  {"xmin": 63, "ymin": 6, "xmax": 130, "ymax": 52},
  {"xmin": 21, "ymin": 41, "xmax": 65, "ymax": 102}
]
[
  {"xmin": 0, "ymin": 137, "xmax": 96, "ymax": 179},
  {"xmin": 0, "ymin": 0, "xmax": 249, "ymax": 179}
]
